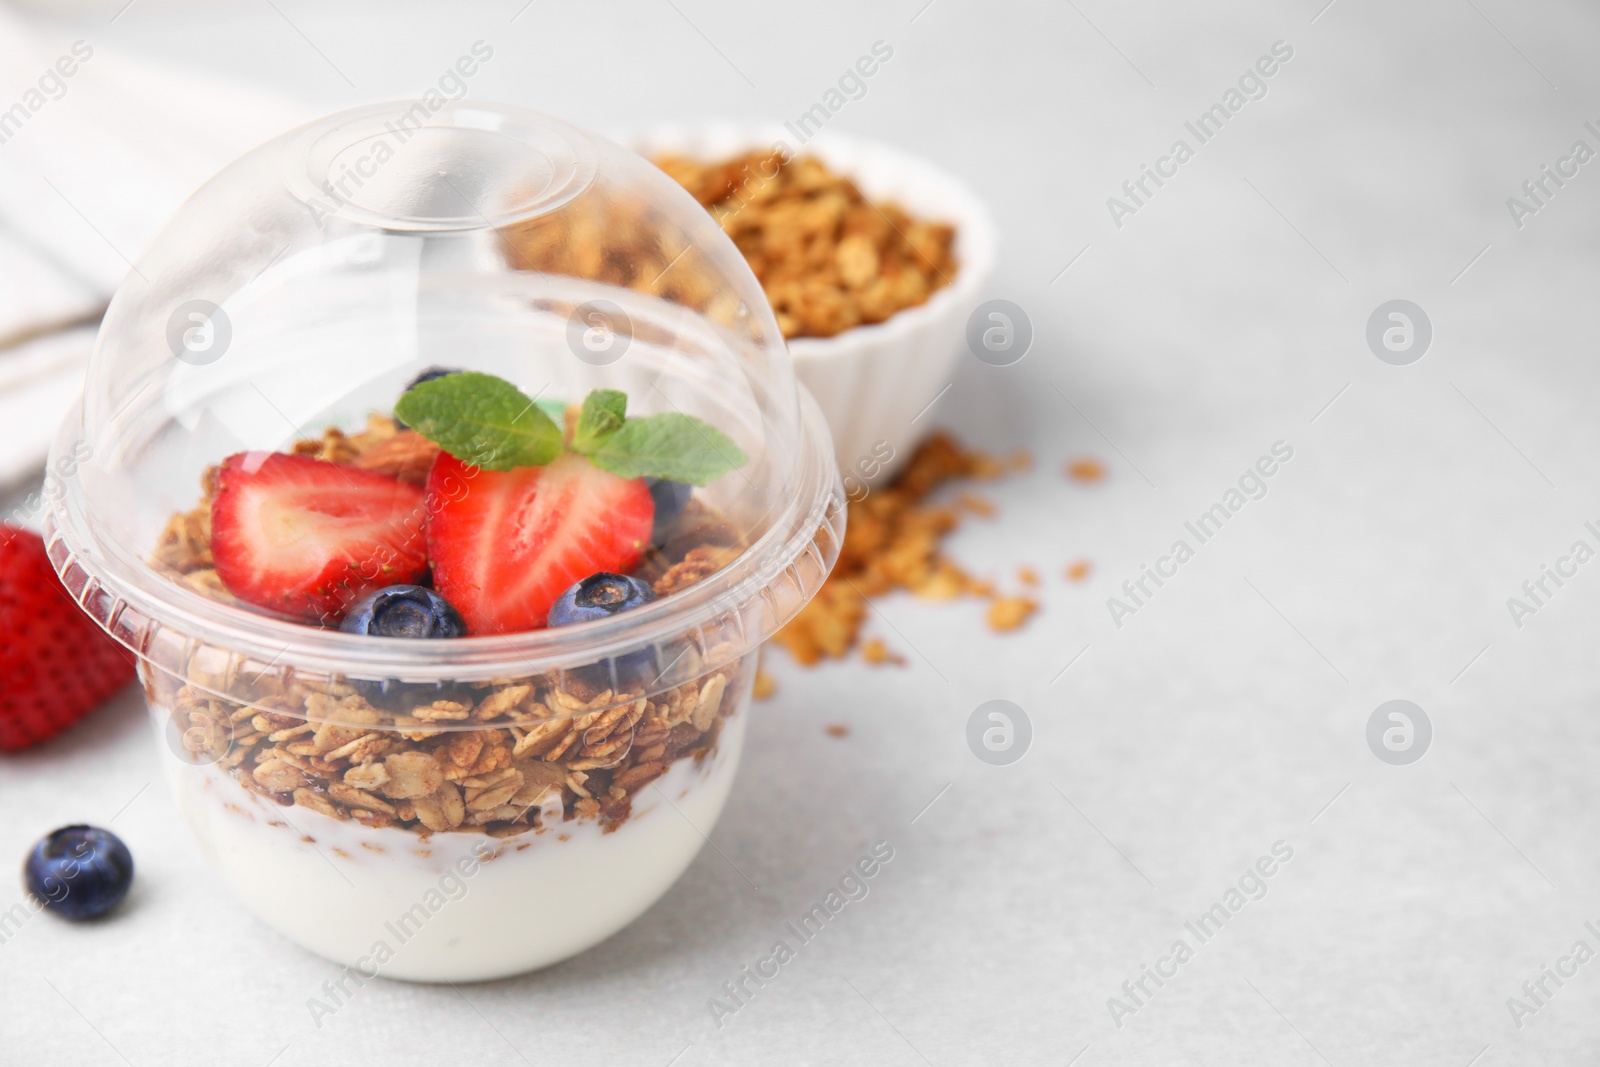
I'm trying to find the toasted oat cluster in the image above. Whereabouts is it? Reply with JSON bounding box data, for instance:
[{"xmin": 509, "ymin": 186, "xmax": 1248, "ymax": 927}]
[
  {"xmin": 654, "ymin": 151, "xmax": 958, "ymax": 339},
  {"xmin": 156, "ymin": 662, "xmax": 744, "ymax": 838},
  {"xmin": 773, "ymin": 432, "xmax": 1032, "ymax": 664},
  {"xmin": 150, "ymin": 413, "xmax": 753, "ymax": 838}
]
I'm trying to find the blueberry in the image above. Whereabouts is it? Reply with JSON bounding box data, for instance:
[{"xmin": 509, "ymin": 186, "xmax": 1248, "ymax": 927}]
[
  {"xmin": 549, "ymin": 574, "xmax": 661, "ymax": 687},
  {"xmin": 403, "ymin": 366, "xmax": 463, "ymax": 393},
  {"xmin": 647, "ymin": 479, "xmax": 693, "ymax": 525},
  {"xmin": 340, "ymin": 586, "xmax": 468, "ymax": 707},
  {"xmin": 24, "ymin": 825, "xmax": 133, "ymax": 921},
  {"xmin": 340, "ymin": 585, "xmax": 466, "ymax": 639},
  {"xmin": 547, "ymin": 573, "xmax": 657, "ymax": 628},
  {"xmin": 396, "ymin": 367, "xmax": 463, "ymax": 429}
]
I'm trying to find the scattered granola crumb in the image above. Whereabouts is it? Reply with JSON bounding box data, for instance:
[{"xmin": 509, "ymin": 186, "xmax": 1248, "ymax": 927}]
[
  {"xmin": 775, "ymin": 582, "xmax": 866, "ymax": 665},
  {"xmin": 957, "ymin": 492, "xmax": 996, "ymax": 517},
  {"xmin": 1066, "ymin": 458, "xmax": 1106, "ymax": 483},
  {"xmin": 914, "ymin": 561, "xmax": 968, "ymax": 602},
  {"xmin": 752, "ymin": 670, "xmax": 777, "ymax": 701},
  {"xmin": 825, "ymin": 723, "xmax": 850, "ymax": 738},
  {"xmin": 1066, "ymin": 559, "xmax": 1092, "ymax": 582},
  {"xmin": 861, "ymin": 638, "xmax": 907, "ymax": 667},
  {"xmin": 987, "ymin": 596, "xmax": 1038, "ymax": 632},
  {"xmin": 773, "ymin": 432, "xmax": 1027, "ymax": 664},
  {"xmin": 1018, "ymin": 566, "xmax": 1040, "ymax": 587}
]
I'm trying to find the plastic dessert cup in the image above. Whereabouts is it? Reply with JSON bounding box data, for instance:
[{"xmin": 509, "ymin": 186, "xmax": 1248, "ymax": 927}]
[{"xmin": 44, "ymin": 102, "xmax": 843, "ymax": 982}]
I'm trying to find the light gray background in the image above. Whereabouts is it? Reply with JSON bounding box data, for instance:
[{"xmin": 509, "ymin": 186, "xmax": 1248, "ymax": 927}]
[{"xmin": 4, "ymin": 0, "xmax": 1600, "ymax": 1063}]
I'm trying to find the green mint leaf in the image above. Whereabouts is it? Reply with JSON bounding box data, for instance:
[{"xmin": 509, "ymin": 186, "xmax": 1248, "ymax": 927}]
[
  {"xmin": 571, "ymin": 389, "xmax": 627, "ymax": 454},
  {"xmin": 590, "ymin": 413, "xmax": 748, "ymax": 486},
  {"xmin": 394, "ymin": 371, "xmax": 562, "ymax": 471}
]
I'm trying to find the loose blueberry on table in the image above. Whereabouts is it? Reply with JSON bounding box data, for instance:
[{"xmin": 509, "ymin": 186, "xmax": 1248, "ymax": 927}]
[{"xmin": 23, "ymin": 825, "xmax": 134, "ymax": 921}]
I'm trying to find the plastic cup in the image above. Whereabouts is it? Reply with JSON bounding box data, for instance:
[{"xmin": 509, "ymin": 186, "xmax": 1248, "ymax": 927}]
[{"xmin": 44, "ymin": 102, "xmax": 843, "ymax": 981}]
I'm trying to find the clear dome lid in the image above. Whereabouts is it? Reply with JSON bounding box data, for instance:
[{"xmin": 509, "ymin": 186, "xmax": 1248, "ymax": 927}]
[{"xmin": 45, "ymin": 102, "xmax": 843, "ymax": 713}]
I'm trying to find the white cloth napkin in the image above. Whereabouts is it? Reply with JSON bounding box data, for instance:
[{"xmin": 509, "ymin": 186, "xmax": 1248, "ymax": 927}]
[{"xmin": 0, "ymin": 6, "xmax": 306, "ymax": 488}]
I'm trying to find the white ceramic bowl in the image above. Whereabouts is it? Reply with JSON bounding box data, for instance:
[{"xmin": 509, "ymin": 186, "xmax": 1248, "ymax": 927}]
[{"xmin": 622, "ymin": 122, "xmax": 998, "ymax": 485}]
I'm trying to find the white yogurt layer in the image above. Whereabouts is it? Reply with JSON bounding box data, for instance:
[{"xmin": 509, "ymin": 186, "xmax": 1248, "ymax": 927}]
[{"xmin": 157, "ymin": 711, "xmax": 746, "ymax": 982}]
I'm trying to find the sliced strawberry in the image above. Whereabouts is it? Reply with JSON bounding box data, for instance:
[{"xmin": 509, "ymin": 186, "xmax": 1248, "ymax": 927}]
[
  {"xmin": 426, "ymin": 451, "xmax": 654, "ymax": 634},
  {"xmin": 211, "ymin": 452, "xmax": 429, "ymax": 622}
]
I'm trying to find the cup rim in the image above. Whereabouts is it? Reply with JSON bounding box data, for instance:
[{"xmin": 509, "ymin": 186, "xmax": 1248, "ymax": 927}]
[{"xmin": 45, "ymin": 388, "xmax": 842, "ymax": 680}]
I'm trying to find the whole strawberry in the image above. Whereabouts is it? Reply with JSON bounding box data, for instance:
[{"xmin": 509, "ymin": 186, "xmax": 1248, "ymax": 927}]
[{"xmin": 0, "ymin": 526, "xmax": 135, "ymax": 750}]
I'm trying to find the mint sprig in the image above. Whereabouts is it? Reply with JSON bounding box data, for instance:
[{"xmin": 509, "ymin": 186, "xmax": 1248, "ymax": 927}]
[
  {"xmin": 571, "ymin": 389, "xmax": 626, "ymax": 454},
  {"xmin": 396, "ymin": 373, "xmax": 747, "ymax": 486},
  {"xmin": 586, "ymin": 413, "xmax": 747, "ymax": 485},
  {"xmin": 394, "ymin": 371, "xmax": 563, "ymax": 472}
]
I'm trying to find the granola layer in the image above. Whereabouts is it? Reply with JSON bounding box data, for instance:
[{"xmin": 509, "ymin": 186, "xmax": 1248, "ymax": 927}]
[
  {"xmin": 151, "ymin": 655, "xmax": 748, "ymax": 838},
  {"xmin": 149, "ymin": 412, "xmax": 755, "ymax": 839}
]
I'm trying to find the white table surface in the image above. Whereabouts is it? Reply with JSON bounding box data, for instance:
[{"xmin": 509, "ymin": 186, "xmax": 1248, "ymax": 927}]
[{"xmin": 5, "ymin": 1, "xmax": 1600, "ymax": 1063}]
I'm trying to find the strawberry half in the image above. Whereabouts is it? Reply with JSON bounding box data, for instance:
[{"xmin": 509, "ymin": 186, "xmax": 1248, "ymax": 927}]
[
  {"xmin": 426, "ymin": 451, "xmax": 654, "ymax": 634},
  {"xmin": 0, "ymin": 526, "xmax": 136, "ymax": 750},
  {"xmin": 211, "ymin": 452, "xmax": 429, "ymax": 622}
]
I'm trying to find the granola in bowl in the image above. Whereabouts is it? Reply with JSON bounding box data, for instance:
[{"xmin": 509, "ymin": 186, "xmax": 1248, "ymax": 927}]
[
  {"xmin": 622, "ymin": 124, "xmax": 998, "ymax": 485},
  {"xmin": 652, "ymin": 150, "xmax": 959, "ymax": 340}
]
